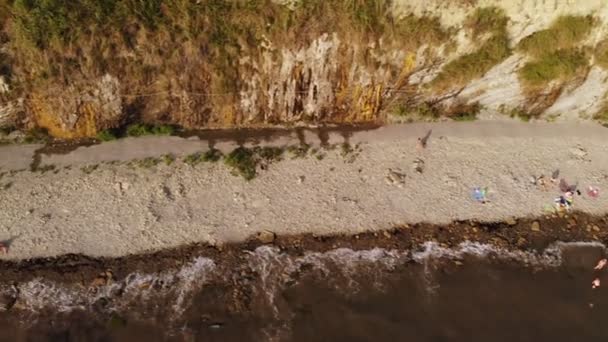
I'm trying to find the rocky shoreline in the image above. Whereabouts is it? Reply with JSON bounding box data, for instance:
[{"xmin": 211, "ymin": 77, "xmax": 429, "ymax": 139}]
[
  {"xmin": 0, "ymin": 211, "xmax": 605, "ymax": 286},
  {"xmin": 0, "ymin": 212, "xmax": 606, "ymax": 341}
]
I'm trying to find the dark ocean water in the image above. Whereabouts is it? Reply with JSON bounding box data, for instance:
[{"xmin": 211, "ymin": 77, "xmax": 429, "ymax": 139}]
[{"xmin": 1, "ymin": 242, "xmax": 607, "ymax": 342}]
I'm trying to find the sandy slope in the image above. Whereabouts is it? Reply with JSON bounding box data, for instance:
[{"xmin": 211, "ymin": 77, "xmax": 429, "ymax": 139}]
[{"xmin": 0, "ymin": 122, "xmax": 607, "ymax": 259}]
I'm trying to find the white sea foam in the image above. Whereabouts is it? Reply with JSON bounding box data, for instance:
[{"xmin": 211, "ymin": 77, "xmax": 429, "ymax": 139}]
[
  {"xmin": 5, "ymin": 257, "xmax": 216, "ymax": 319},
  {"xmin": 412, "ymin": 241, "xmax": 568, "ymax": 267}
]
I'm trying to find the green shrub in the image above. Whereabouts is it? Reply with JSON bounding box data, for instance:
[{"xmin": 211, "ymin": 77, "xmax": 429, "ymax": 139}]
[
  {"xmin": 162, "ymin": 153, "xmax": 175, "ymax": 165},
  {"xmin": 202, "ymin": 148, "xmax": 223, "ymax": 162},
  {"xmin": 256, "ymin": 146, "xmax": 283, "ymax": 162},
  {"xmin": 135, "ymin": 157, "xmax": 161, "ymax": 168},
  {"xmin": 81, "ymin": 164, "xmax": 98, "ymax": 174},
  {"xmin": 183, "ymin": 152, "xmax": 203, "ymax": 167},
  {"xmin": 224, "ymin": 146, "xmax": 284, "ymax": 180},
  {"xmin": 508, "ymin": 107, "xmax": 537, "ymax": 122},
  {"xmin": 518, "ymin": 15, "xmax": 594, "ymax": 57},
  {"xmin": 23, "ymin": 127, "xmax": 50, "ymax": 144},
  {"xmin": 432, "ymin": 34, "xmax": 510, "ymax": 90},
  {"xmin": 126, "ymin": 124, "xmax": 175, "ymax": 137},
  {"xmin": 593, "ymin": 102, "xmax": 608, "ymax": 124},
  {"xmin": 450, "ymin": 102, "xmax": 481, "ymax": 121},
  {"xmin": 392, "ymin": 102, "xmax": 439, "ymax": 119},
  {"xmin": 392, "ymin": 14, "xmax": 449, "ymax": 49},
  {"xmin": 224, "ymin": 147, "xmax": 257, "ymax": 180},
  {"xmin": 519, "ymin": 48, "xmax": 588, "ymax": 86},
  {"xmin": 184, "ymin": 149, "xmax": 222, "ymax": 166},
  {"xmin": 431, "ymin": 7, "xmax": 510, "ymax": 91},
  {"xmin": 287, "ymin": 144, "xmax": 310, "ymax": 159},
  {"xmin": 96, "ymin": 129, "xmax": 117, "ymax": 142}
]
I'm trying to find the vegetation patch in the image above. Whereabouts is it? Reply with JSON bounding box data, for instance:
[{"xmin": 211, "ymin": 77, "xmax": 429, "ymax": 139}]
[
  {"xmin": 431, "ymin": 7, "xmax": 510, "ymax": 91},
  {"xmin": 593, "ymin": 102, "xmax": 608, "ymax": 126},
  {"xmin": 80, "ymin": 164, "xmax": 98, "ymax": 174},
  {"xmin": 135, "ymin": 157, "xmax": 161, "ymax": 169},
  {"xmin": 465, "ymin": 6, "xmax": 508, "ymax": 38},
  {"xmin": 224, "ymin": 147, "xmax": 257, "ymax": 181},
  {"xmin": 183, "ymin": 149, "xmax": 223, "ymax": 167},
  {"xmin": 162, "ymin": 154, "xmax": 175, "ymax": 165},
  {"xmin": 224, "ymin": 146, "xmax": 284, "ymax": 181},
  {"xmin": 507, "ymin": 107, "xmax": 538, "ymax": 122},
  {"xmin": 448, "ymin": 102, "xmax": 481, "ymax": 121},
  {"xmin": 517, "ymin": 16, "xmax": 594, "ymax": 90},
  {"xmin": 202, "ymin": 149, "xmax": 223, "ymax": 162},
  {"xmin": 126, "ymin": 124, "xmax": 175, "ymax": 137},
  {"xmin": 287, "ymin": 144, "xmax": 311, "ymax": 159},
  {"xmin": 340, "ymin": 142, "xmax": 362, "ymax": 163},
  {"xmin": 96, "ymin": 129, "xmax": 118, "ymax": 142},
  {"xmin": 518, "ymin": 16, "xmax": 594, "ymax": 58},
  {"xmin": 519, "ymin": 48, "xmax": 588, "ymax": 87},
  {"xmin": 389, "ymin": 14, "xmax": 451, "ymax": 50},
  {"xmin": 23, "ymin": 128, "xmax": 51, "ymax": 144},
  {"xmin": 183, "ymin": 152, "xmax": 204, "ymax": 167},
  {"xmin": 594, "ymin": 39, "xmax": 608, "ymax": 69},
  {"xmin": 392, "ymin": 102, "xmax": 440, "ymax": 120},
  {"xmin": 93, "ymin": 124, "xmax": 177, "ymax": 141}
]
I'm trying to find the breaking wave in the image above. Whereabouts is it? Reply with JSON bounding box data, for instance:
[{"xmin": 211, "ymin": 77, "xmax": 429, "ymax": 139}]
[{"xmin": 2, "ymin": 240, "xmax": 604, "ymax": 336}]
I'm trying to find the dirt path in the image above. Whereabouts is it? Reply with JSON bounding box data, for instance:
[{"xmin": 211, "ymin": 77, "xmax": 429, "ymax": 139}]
[{"xmin": 0, "ymin": 122, "xmax": 607, "ymax": 260}]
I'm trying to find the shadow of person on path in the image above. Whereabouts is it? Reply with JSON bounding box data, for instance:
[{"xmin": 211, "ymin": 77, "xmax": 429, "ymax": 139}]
[{"xmin": 417, "ymin": 129, "xmax": 432, "ymax": 150}]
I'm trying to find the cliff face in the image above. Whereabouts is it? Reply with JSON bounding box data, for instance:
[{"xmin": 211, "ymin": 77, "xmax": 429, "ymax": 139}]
[{"xmin": 0, "ymin": 0, "xmax": 607, "ymax": 138}]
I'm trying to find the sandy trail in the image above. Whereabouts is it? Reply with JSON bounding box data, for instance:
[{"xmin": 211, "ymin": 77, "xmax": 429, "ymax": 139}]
[{"xmin": 0, "ymin": 122, "xmax": 607, "ymax": 260}]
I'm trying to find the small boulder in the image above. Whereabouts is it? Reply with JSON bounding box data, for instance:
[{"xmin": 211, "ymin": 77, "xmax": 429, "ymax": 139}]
[
  {"xmin": 506, "ymin": 217, "xmax": 517, "ymax": 226},
  {"xmin": 567, "ymin": 218, "xmax": 577, "ymax": 228},
  {"xmin": 90, "ymin": 275, "xmax": 107, "ymax": 287},
  {"xmin": 531, "ymin": 221, "xmax": 541, "ymax": 232},
  {"xmin": 256, "ymin": 230, "xmax": 276, "ymax": 244},
  {"xmin": 0, "ymin": 286, "xmax": 18, "ymax": 312}
]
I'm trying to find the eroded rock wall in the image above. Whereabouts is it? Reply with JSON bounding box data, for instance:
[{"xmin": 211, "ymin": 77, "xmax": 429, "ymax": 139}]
[{"xmin": 0, "ymin": 0, "xmax": 607, "ymax": 137}]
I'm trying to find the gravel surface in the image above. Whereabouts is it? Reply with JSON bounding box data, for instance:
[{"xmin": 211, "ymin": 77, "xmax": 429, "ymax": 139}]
[{"xmin": 1, "ymin": 122, "xmax": 608, "ymax": 259}]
